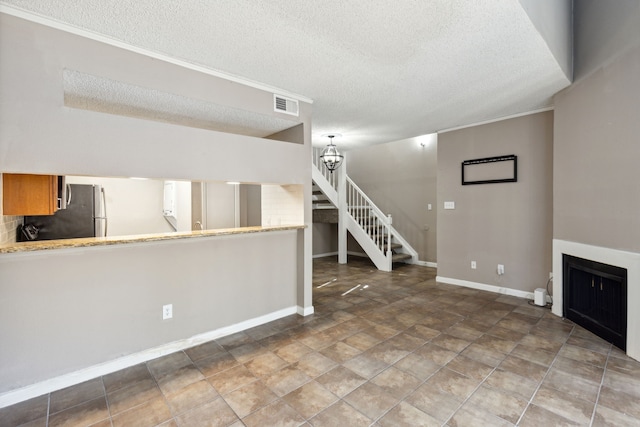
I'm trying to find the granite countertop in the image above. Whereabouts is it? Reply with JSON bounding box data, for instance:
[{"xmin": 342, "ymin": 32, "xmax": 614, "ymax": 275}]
[{"xmin": 0, "ymin": 225, "xmax": 305, "ymax": 254}]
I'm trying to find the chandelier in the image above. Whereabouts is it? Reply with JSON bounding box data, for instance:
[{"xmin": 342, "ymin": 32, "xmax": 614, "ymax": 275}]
[{"xmin": 320, "ymin": 134, "xmax": 344, "ymax": 173}]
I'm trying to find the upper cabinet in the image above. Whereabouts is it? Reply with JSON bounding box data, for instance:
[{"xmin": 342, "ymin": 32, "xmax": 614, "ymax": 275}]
[{"xmin": 2, "ymin": 173, "xmax": 59, "ymax": 215}]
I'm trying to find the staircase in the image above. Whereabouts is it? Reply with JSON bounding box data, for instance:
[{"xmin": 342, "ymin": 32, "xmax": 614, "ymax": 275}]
[{"xmin": 312, "ymin": 148, "xmax": 418, "ymax": 272}]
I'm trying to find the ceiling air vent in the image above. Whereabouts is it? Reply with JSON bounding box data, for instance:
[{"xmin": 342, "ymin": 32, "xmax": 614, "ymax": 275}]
[{"xmin": 274, "ymin": 94, "xmax": 299, "ymax": 117}]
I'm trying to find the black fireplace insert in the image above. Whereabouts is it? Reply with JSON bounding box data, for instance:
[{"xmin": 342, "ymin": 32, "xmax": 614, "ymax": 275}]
[{"xmin": 563, "ymin": 254, "xmax": 627, "ymax": 350}]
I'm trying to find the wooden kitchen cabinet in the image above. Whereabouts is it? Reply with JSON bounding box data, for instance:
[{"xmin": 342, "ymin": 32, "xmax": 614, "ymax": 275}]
[{"xmin": 2, "ymin": 173, "xmax": 58, "ymax": 215}]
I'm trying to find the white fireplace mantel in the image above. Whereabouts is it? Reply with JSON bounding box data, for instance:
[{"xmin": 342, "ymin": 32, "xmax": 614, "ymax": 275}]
[{"xmin": 553, "ymin": 239, "xmax": 640, "ymax": 361}]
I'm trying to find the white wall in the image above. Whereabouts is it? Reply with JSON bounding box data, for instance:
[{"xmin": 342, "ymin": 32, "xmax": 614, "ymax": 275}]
[
  {"xmin": 262, "ymin": 184, "xmax": 304, "ymax": 226},
  {"xmin": 66, "ymin": 176, "xmax": 174, "ymax": 236}
]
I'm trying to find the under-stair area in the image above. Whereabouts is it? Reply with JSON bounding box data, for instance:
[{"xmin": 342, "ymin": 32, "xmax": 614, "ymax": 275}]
[{"xmin": 312, "ymin": 148, "xmax": 418, "ymax": 272}]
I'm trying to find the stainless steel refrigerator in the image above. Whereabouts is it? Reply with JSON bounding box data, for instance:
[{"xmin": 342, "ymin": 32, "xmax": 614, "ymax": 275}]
[{"xmin": 22, "ymin": 184, "xmax": 107, "ymax": 241}]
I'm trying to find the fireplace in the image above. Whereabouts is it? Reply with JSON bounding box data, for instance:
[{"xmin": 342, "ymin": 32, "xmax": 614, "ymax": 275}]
[{"xmin": 563, "ymin": 254, "xmax": 627, "ymax": 350}]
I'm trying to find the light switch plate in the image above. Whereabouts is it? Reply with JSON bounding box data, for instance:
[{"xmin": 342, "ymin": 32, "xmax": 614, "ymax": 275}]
[{"xmin": 444, "ymin": 201, "xmax": 455, "ymax": 210}]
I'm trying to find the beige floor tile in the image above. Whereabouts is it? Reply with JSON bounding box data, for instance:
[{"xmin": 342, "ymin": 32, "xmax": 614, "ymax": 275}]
[
  {"xmin": 466, "ymin": 385, "xmax": 527, "ymax": 424},
  {"xmin": 0, "ymin": 394, "xmax": 48, "ymax": 427},
  {"xmin": 532, "ymin": 385, "xmax": 594, "ymax": 425},
  {"xmin": 49, "ymin": 378, "xmax": 105, "ymax": 414},
  {"xmin": 552, "ymin": 355, "xmax": 604, "ymax": 383},
  {"xmin": 592, "ymin": 403, "xmax": 640, "ymax": 427},
  {"xmin": 542, "ymin": 368, "xmax": 600, "ymax": 403},
  {"xmin": 459, "ymin": 343, "xmax": 506, "ymax": 367},
  {"xmin": 425, "ymin": 368, "xmax": 480, "ymax": 401},
  {"xmin": 48, "ymin": 397, "xmax": 109, "ymax": 427},
  {"xmin": 309, "ymin": 401, "xmax": 371, "ymax": 427},
  {"xmin": 370, "ymin": 367, "xmax": 422, "ymax": 400},
  {"xmin": 244, "ymin": 352, "xmax": 288, "ymax": 378},
  {"xmin": 174, "ymin": 397, "xmax": 238, "ymax": 427},
  {"xmin": 518, "ymin": 404, "xmax": 582, "ymax": 427},
  {"xmin": 164, "ymin": 379, "xmax": 219, "ymax": 416},
  {"xmin": 602, "ymin": 368, "xmax": 640, "ymax": 399},
  {"xmin": 242, "ymin": 400, "xmax": 305, "ymax": 427},
  {"xmin": 342, "ymin": 331, "xmax": 382, "ymax": 351},
  {"xmin": 293, "ymin": 351, "xmax": 338, "ymax": 378},
  {"xmin": 342, "ymin": 352, "xmax": 389, "ymax": 379},
  {"xmin": 483, "ymin": 368, "xmax": 538, "ymax": 401},
  {"xmin": 207, "ymin": 364, "xmax": 257, "ymax": 395},
  {"xmin": 499, "ymin": 354, "xmax": 548, "ymax": 382},
  {"xmin": 228, "ymin": 341, "xmax": 269, "ymax": 364},
  {"xmin": 318, "ymin": 341, "xmax": 361, "ymax": 363},
  {"xmin": 184, "ymin": 340, "xmax": 225, "ymax": 362},
  {"xmin": 282, "ymin": 381, "xmax": 338, "ymax": 419},
  {"xmin": 597, "ymin": 386, "xmax": 640, "ymax": 419},
  {"xmin": 274, "ymin": 341, "xmax": 313, "ymax": 363},
  {"xmin": 448, "ymin": 402, "xmax": 515, "ymax": 427},
  {"xmin": 405, "ymin": 382, "xmax": 462, "ymax": 422},
  {"xmin": 414, "ymin": 342, "xmax": 458, "ymax": 366},
  {"xmin": 393, "ymin": 353, "xmax": 440, "ymax": 380},
  {"xmin": 377, "ymin": 401, "xmax": 440, "ymax": 427},
  {"xmin": 103, "ymin": 363, "xmax": 152, "ymax": 393},
  {"xmin": 430, "ymin": 333, "xmax": 471, "ymax": 353},
  {"xmin": 222, "ymin": 381, "xmax": 278, "ymax": 418},
  {"xmin": 156, "ymin": 364, "xmax": 206, "ymax": 395},
  {"xmin": 111, "ymin": 395, "xmax": 173, "ymax": 427},
  {"xmin": 262, "ymin": 366, "xmax": 311, "ymax": 397},
  {"xmin": 445, "ymin": 354, "xmax": 494, "ymax": 381},
  {"xmin": 344, "ymin": 382, "xmax": 399, "ymax": 420},
  {"xmin": 107, "ymin": 377, "xmax": 163, "ymax": 416},
  {"xmin": 147, "ymin": 352, "xmax": 193, "ymax": 379},
  {"xmin": 316, "ymin": 366, "xmax": 366, "ymax": 397},
  {"xmin": 194, "ymin": 350, "xmax": 239, "ymax": 378},
  {"xmin": 509, "ymin": 343, "xmax": 557, "ymax": 366}
]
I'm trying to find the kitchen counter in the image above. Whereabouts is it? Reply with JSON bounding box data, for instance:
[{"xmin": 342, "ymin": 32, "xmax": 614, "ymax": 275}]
[{"xmin": 0, "ymin": 225, "xmax": 305, "ymax": 254}]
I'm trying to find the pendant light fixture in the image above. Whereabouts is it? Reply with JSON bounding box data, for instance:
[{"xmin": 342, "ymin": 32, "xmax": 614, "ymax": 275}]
[{"xmin": 320, "ymin": 134, "xmax": 344, "ymax": 173}]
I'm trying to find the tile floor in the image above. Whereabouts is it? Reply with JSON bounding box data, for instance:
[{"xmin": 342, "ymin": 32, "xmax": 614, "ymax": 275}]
[{"xmin": 2, "ymin": 256, "xmax": 640, "ymax": 426}]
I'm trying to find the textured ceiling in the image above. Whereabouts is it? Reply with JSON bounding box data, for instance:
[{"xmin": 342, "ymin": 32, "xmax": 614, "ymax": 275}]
[{"xmin": 0, "ymin": 1, "xmax": 571, "ymax": 149}]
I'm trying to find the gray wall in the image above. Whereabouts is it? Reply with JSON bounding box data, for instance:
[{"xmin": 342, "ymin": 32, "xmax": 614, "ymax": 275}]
[
  {"xmin": 0, "ymin": 13, "xmax": 312, "ymax": 395},
  {"xmin": 345, "ymin": 135, "xmax": 438, "ymax": 263},
  {"xmin": 437, "ymin": 111, "xmax": 554, "ymax": 292},
  {"xmin": 312, "ymin": 223, "xmax": 338, "ymax": 257},
  {"xmin": 554, "ymin": 1, "xmax": 640, "ymax": 252},
  {"xmin": 0, "ymin": 231, "xmax": 299, "ymax": 392}
]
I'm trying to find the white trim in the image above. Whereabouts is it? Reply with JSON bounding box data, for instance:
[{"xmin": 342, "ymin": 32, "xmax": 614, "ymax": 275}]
[
  {"xmin": 0, "ymin": 6, "xmax": 313, "ymax": 105},
  {"xmin": 297, "ymin": 305, "xmax": 315, "ymax": 316},
  {"xmin": 413, "ymin": 260, "xmax": 438, "ymax": 268},
  {"xmin": 0, "ymin": 305, "xmax": 298, "ymax": 409},
  {"xmin": 313, "ymin": 251, "xmax": 338, "ymax": 259},
  {"xmin": 552, "ymin": 239, "xmax": 640, "ymax": 362},
  {"xmin": 436, "ymin": 276, "xmax": 535, "ymax": 300},
  {"xmin": 438, "ymin": 107, "xmax": 554, "ymax": 134}
]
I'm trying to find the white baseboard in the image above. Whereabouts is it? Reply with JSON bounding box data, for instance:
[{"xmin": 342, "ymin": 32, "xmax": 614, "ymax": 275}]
[
  {"xmin": 436, "ymin": 276, "xmax": 534, "ymax": 300},
  {"xmin": 297, "ymin": 305, "xmax": 315, "ymax": 316},
  {"xmin": 413, "ymin": 260, "xmax": 438, "ymax": 268},
  {"xmin": 312, "ymin": 251, "xmax": 338, "ymax": 259},
  {"xmin": 0, "ymin": 306, "xmax": 298, "ymax": 409}
]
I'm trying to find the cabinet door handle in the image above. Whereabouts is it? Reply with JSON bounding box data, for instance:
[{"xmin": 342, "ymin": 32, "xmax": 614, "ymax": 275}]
[
  {"xmin": 592, "ymin": 277, "xmax": 594, "ymax": 288},
  {"xmin": 600, "ymin": 277, "xmax": 603, "ymax": 291}
]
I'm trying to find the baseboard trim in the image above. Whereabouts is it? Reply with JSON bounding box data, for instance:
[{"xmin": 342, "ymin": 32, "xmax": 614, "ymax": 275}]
[
  {"xmin": 436, "ymin": 276, "xmax": 534, "ymax": 300},
  {"xmin": 413, "ymin": 260, "xmax": 438, "ymax": 268},
  {"xmin": 0, "ymin": 306, "xmax": 298, "ymax": 409},
  {"xmin": 312, "ymin": 251, "xmax": 338, "ymax": 259},
  {"xmin": 297, "ymin": 305, "xmax": 315, "ymax": 316}
]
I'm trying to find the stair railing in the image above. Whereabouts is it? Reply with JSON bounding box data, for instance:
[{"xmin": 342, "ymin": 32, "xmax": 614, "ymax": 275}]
[
  {"xmin": 346, "ymin": 176, "xmax": 392, "ymax": 258},
  {"xmin": 312, "ymin": 147, "xmax": 338, "ymax": 192}
]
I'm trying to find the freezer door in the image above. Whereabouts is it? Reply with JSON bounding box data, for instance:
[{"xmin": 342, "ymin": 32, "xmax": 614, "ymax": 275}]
[{"xmin": 23, "ymin": 184, "xmax": 96, "ymax": 240}]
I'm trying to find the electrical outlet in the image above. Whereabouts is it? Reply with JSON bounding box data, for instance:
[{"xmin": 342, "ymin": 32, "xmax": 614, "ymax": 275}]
[
  {"xmin": 471, "ymin": 261, "xmax": 476, "ymax": 269},
  {"xmin": 549, "ymin": 271, "xmax": 554, "ymax": 279},
  {"xmin": 497, "ymin": 264, "xmax": 505, "ymax": 275},
  {"xmin": 162, "ymin": 304, "xmax": 173, "ymax": 320}
]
